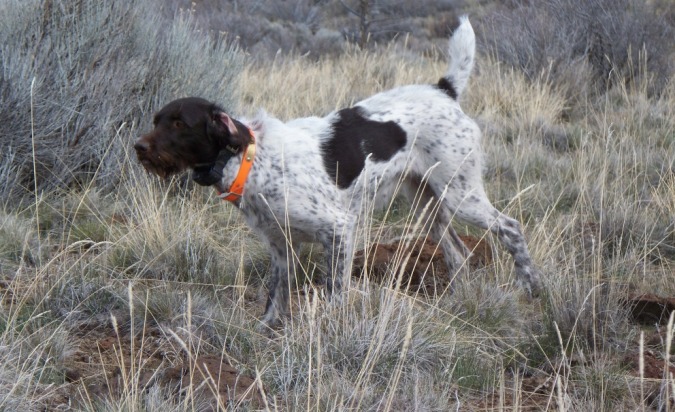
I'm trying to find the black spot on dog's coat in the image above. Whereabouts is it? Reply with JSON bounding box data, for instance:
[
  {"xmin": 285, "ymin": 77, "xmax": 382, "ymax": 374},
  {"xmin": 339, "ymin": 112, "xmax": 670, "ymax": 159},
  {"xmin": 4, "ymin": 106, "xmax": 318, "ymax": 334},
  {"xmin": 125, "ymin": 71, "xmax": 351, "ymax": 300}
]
[
  {"xmin": 436, "ymin": 78, "xmax": 458, "ymax": 99},
  {"xmin": 322, "ymin": 107, "xmax": 407, "ymax": 188}
]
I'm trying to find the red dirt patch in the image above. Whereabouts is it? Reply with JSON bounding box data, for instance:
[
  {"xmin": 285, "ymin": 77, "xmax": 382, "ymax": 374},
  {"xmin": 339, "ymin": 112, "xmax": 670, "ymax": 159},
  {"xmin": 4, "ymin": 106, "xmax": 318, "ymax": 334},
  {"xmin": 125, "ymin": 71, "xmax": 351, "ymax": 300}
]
[
  {"xmin": 352, "ymin": 235, "xmax": 492, "ymax": 294},
  {"xmin": 57, "ymin": 318, "xmax": 263, "ymax": 409},
  {"xmin": 621, "ymin": 349, "xmax": 675, "ymax": 407},
  {"xmin": 163, "ymin": 355, "xmax": 262, "ymax": 405},
  {"xmin": 622, "ymin": 350, "xmax": 675, "ymax": 379}
]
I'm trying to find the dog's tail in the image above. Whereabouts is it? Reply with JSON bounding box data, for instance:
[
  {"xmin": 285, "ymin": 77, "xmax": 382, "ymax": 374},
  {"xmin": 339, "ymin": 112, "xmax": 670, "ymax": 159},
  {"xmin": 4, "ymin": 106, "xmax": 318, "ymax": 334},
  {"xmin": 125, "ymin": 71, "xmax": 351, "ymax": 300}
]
[{"xmin": 438, "ymin": 15, "xmax": 475, "ymax": 100}]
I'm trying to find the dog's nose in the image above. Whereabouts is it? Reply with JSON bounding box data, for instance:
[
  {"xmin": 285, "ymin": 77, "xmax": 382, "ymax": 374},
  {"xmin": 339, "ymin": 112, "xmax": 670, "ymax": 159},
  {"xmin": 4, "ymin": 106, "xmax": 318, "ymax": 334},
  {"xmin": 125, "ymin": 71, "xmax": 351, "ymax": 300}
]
[{"xmin": 134, "ymin": 140, "xmax": 149, "ymax": 153}]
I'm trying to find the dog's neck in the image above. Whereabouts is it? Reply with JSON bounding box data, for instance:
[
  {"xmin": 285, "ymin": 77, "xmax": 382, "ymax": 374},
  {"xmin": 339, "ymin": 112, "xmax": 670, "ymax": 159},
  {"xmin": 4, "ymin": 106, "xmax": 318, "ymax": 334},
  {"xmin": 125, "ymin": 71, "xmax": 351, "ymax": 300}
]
[
  {"xmin": 216, "ymin": 137, "xmax": 256, "ymax": 204},
  {"xmin": 192, "ymin": 126, "xmax": 256, "ymax": 205},
  {"xmin": 191, "ymin": 145, "xmax": 240, "ymax": 187}
]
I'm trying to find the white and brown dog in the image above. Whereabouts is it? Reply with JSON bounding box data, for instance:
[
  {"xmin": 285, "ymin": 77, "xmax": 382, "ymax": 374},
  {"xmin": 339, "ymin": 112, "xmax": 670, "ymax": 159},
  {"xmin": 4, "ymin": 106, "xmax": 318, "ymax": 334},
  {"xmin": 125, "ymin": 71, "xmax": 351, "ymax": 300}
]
[{"xmin": 134, "ymin": 17, "xmax": 542, "ymax": 327}]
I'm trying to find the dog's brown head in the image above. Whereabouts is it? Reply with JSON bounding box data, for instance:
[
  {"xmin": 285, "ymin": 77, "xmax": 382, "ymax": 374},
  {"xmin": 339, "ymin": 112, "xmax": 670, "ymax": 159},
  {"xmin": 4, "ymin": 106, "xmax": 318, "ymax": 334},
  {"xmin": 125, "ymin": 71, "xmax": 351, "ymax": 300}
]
[{"xmin": 134, "ymin": 97, "xmax": 251, "ymax": 178}]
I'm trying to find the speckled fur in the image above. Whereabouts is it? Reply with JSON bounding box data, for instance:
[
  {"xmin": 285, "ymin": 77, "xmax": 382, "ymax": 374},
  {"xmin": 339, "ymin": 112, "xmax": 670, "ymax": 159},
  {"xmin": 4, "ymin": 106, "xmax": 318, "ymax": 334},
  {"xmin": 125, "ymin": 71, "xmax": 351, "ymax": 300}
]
[{"xmin": 136, "ymin": 17, "xmax": 542, "ymax": 329}]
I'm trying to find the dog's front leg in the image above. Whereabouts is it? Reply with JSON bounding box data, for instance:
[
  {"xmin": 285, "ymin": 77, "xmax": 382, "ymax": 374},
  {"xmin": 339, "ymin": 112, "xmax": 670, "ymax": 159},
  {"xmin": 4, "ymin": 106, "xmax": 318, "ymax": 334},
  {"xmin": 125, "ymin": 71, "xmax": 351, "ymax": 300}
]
[
  {"xmin": 261, "ymin": 239, "xmax": 294, "ymax": 329},
  {"xmin": 318, "ymin": 222, "xmax": 355, "ymax": 298}
]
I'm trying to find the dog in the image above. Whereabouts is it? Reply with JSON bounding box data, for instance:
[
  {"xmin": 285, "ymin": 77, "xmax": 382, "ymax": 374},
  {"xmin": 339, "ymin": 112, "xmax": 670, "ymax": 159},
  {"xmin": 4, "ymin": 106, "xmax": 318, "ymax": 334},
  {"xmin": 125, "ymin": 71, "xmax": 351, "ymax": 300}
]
[{"xmin": 134, "ymin": 16, "xmax": 542, "ymax": 328}]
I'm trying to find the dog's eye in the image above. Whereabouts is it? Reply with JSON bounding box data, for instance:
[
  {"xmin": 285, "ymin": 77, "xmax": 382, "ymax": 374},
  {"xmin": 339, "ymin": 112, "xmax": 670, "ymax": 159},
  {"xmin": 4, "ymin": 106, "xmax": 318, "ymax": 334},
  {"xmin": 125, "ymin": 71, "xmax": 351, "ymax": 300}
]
[{"xmin": 173, "ymin": 120, "xmax": 185, "ymax": 129}]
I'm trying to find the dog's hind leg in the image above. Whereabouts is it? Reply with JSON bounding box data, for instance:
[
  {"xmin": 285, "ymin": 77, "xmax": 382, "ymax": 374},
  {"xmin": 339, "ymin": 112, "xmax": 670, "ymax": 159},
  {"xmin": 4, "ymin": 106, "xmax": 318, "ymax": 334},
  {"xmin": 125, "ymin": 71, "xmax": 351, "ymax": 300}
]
[{"xmin": 440, "ymin": 186, "xmax": 542, "ymax": 298}]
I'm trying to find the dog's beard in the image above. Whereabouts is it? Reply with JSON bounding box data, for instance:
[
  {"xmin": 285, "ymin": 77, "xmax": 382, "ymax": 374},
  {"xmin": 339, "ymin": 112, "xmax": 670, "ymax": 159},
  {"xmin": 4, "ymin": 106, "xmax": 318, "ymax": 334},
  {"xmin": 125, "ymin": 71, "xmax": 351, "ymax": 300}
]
[{"xmin": 136, "ymin": 151, "xmax": 189, "ymax": 179}]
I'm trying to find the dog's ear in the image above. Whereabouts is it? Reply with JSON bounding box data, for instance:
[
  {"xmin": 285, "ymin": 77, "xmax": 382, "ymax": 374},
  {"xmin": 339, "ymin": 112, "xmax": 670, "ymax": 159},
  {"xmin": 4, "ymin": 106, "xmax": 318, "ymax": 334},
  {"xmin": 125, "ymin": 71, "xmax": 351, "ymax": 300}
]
[
  {"xmin": 208, "ymin": 110, "xmax": 249, "ymax": 148},
  {"xmin": 215, "ymin": 112, "xmax": 238, "ymax": 135}
]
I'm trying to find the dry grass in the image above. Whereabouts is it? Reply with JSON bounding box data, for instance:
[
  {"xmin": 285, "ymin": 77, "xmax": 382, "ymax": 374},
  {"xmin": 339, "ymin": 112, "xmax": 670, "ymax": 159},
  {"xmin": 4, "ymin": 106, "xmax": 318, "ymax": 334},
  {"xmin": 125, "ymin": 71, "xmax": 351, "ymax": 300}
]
[{"xmin": 1, "ymin": 25, "xmax": 675, "ymax": 412}]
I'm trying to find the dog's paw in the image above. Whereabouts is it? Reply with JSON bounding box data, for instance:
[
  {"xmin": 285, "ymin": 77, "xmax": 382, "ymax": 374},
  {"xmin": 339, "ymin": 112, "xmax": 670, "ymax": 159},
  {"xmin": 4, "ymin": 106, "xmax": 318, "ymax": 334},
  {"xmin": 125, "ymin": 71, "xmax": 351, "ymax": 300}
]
[
  {"xmin": 520, "ymin": 272, "xmax": 543, "ymax": 302},
  {"xmin": 257, "ymin": 316, "xmax": 284, "ymax": 338}
]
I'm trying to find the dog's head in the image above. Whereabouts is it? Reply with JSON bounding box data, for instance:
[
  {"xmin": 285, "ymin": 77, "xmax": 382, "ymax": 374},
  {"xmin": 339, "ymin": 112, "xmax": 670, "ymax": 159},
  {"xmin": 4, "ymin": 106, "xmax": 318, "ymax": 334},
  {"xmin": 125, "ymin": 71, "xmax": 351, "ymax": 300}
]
[{"xmin": 134, "ymin": 97, "xmax": 251, "ymax": 179}]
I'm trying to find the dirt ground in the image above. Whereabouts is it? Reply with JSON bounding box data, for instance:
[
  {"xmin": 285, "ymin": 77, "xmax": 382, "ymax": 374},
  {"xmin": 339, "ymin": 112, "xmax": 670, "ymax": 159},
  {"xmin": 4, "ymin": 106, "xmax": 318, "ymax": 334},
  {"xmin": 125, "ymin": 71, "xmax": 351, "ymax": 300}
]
[
  {"xmin": 50, "ymin": 314, "xmax": 263, "ymax": 410},
  {"xmin": 25, "ymin": 236, "xmax": 675, "ymax": 410}
]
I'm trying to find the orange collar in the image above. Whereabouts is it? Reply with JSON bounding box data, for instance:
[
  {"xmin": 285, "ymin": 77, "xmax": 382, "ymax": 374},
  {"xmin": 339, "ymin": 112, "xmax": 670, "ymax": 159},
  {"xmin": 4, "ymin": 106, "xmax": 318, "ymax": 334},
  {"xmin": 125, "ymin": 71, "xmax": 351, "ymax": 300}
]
[{"xmin": 217, "ymin": 132, "xmax": 256, "ymax": 204}]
